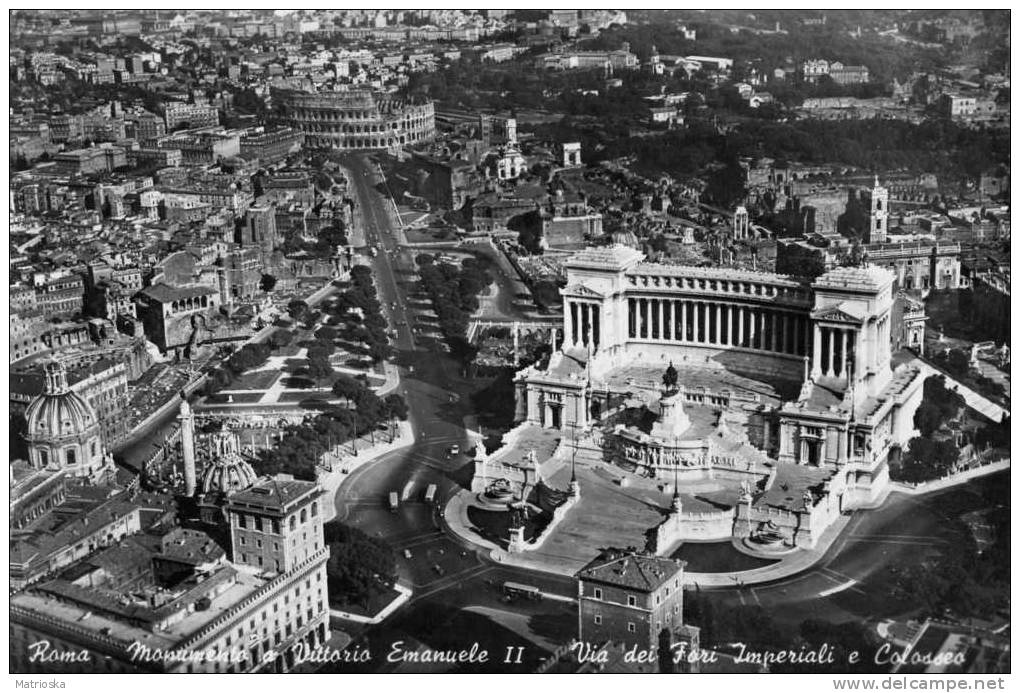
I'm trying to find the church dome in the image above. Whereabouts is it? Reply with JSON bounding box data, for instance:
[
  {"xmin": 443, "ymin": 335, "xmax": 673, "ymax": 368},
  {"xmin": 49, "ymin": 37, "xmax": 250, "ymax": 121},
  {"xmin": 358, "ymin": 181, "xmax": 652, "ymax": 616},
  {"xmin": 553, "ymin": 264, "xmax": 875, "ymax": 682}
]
[
  {"xmin": 611, "ymin": 229, "xmax": 638, "ymax": 248},
  {"xmin": 201, "ymin": 430, "xmax": 258, "ymax": 495},
  {"xmin": 25, "ymin": 361, "xmax": 100, "ymax": 443}
]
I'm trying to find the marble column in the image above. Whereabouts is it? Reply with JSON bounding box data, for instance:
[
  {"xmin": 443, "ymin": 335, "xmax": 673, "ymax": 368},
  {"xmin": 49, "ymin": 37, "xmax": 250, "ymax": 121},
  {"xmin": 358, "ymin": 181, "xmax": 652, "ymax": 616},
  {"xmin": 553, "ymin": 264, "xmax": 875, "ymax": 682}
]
[
  {"xmin": 713, "ymin": 303, "xmax": 721, "ymax": 344},
  {"xmin": 826, "ymin": 328, "xmax": 835, "ymax": 376},
  {"xmin": 737, "ymin": 306, "xmax": 745, "ymax": 347},
  {"xmin": 812, "ymin": 326, "xmax": 822, "ymax": 376},
  {"xmin": 657, "ymin": 299, "xmax": 664, "ymax": 340},
  {"xmin": 840, "ymin": 330, "xmax": 848, "ymax": 378},
  {"xmin": 770, "ymin": 312, "xmax": 779, "ymax": 352},
  {"xmin": 680, "ymin": 300, "xmax": 687, "ymax": 341}
]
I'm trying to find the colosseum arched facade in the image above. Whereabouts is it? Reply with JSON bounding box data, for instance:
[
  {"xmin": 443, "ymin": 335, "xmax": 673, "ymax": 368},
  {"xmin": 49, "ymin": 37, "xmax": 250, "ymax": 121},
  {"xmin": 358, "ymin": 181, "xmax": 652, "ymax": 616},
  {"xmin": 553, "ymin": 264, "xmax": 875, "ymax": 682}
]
[{"xmin": 272, "ymin": 88, "xmax": 436, "ymax": 150}]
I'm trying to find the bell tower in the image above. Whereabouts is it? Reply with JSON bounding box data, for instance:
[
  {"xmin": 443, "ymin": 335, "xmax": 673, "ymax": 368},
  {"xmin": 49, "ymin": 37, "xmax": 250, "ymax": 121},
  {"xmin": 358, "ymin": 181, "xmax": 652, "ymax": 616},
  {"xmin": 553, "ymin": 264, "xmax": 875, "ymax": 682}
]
[{"xmin": 867, "ymin": 176, "xmax": 888, "ymax": 244}]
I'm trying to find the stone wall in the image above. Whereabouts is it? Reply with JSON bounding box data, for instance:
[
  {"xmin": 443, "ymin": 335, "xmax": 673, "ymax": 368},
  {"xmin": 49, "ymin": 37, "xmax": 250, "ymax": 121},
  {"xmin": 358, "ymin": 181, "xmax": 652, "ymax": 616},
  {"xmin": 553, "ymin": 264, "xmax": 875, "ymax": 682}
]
[{"xmin": 650, "ymin": 508, "xmax": 737, "ymax": 553}]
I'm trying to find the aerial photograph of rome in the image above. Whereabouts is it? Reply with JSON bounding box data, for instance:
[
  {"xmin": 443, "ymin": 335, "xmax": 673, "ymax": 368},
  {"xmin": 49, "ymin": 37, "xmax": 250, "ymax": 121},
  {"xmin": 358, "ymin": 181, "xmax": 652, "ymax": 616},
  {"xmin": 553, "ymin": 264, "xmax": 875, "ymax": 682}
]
[{"xmin": 7, "ymin": 7, "xmax": 1012, "ymax": 681}]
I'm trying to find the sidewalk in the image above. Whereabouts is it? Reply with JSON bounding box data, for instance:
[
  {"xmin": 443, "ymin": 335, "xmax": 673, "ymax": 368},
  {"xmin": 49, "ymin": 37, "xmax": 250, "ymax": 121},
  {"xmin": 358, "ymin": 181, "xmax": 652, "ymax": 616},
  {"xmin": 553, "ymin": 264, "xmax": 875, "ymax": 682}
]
[
  {"xmin": 375, "ymin": 361, "xmax": 400, "ymax": 396},
  {"xmin": 684, "ymin": 513, "xmax": 856, "ymax": 588},
  {"xmin": 889, "ymin": 458, "xmax": 1009, "ymax": 496},
  {"xmin": 320, "ymin": 420, "xmax": 415, "ymax": 523},
  {"xmin": 330, "ymin": 582, "xmax": 412, "ymax": 624}
]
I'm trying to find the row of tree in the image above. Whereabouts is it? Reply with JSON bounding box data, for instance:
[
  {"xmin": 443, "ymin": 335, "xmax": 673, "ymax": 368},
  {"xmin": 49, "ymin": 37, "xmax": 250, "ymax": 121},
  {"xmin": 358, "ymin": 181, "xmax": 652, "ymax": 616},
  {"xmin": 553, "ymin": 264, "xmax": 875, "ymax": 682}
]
[
  {"xmin": 416, "ymin": 253, "xmax": 494, "ymax": 362},
  {"xmin": 329, "ymin": 265, "xmax": 392, "ymax": 364},
  {"xmin": 680, "ymin": 590, "xmax": 884, "ymax": 673},
  {"xmin": 252, "ymin": 384, "xmax": 408, "ymax": 482},
  {"xmin": 324, "ymin": 521, "xmax": 398, "ymax": 609},
  {"xmin": 888, "ymin": 471, "xmax": 1009, "ymax": 620},
  {"xmin": 893, "ymin": 375, "xmax": 964, "ymax": 483},
  {"xmin": 201, "ymin": 342, "xmax": 273, "ymax": 396}
]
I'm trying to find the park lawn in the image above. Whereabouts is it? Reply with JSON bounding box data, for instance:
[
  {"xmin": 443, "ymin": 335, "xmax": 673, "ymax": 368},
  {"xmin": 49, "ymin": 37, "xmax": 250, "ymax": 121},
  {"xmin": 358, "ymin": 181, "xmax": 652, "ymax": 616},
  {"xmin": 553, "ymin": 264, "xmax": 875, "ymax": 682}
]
[
  {"xmin": 230, "ymin": 369, "xmax": 281, "ymax": 391},
  {"xmin": 404, "ymin": 227, "xmax": 444, "ymax": 244},
  {"xmin": 278, "ymin": 391, "xmax": 338, "ymax": 403},
  {"xmin": 206, "ymin": 392, "xmax": 266, "ymax": 404}
]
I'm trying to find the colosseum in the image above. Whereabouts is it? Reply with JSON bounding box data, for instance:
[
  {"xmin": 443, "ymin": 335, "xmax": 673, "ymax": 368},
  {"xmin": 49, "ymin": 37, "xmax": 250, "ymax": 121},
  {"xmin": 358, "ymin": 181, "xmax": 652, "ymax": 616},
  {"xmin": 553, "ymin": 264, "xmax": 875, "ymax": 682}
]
[{"xmin": 272, "ymin": 88, "xmax": 436, "ymax": 150}]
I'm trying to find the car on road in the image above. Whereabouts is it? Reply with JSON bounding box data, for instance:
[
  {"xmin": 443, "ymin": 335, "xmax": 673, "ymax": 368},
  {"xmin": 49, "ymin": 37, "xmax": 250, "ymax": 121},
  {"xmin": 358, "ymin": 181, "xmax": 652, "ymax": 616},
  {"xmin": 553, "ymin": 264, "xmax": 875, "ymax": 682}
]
[
  {"xmin": 447, "ymin": 445, "xmax": 460, "ymax": 456},
  {"xmin": 433, "ymin": 564, "xmax": 444, "ymax": 576},
  {"xmin": 403, "ymin": 549, "xmax": 413, "ymax": 559}
]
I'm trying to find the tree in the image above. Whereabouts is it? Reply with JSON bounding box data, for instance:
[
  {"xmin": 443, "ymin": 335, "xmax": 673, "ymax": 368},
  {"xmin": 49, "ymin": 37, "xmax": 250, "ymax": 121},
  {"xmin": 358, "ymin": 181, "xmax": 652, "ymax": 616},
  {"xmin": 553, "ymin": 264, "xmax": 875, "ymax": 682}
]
[
  {"xmin": 315, "ymin": 325, "xmax": 338, "ymax": 343},
  {"xmin": 259, "ymin": 274, "xmax": 277, "ymax": 292},
  {"xmin": 307, "ymin": 356, "xmax": 334, "ymax": 382},
  {"xmin": 331, "ymin": 374, "xmax": 365, "ymax": 407},
  {"xmin": 531, "ymin": 280, "xmax": 562, "ymax": 310},
  {"xmin": 913, "ymin": 402, "xmax": 945, "ymax": 438},
  {"xmin": 509, "ymin": 210, "xmax": 544, "ymax": 254},
  {"xmin": 920, "ymin": 375, "xmax": 965, "ymax": 427},
  {"xmin": 268, "ymin": 329, "xmax": 293, "ymax": 349},
  {"xmin": 943, "ymin": 349, "xmax": 971, "ymax": 378},
  {"xmin": 894, "ymin": 436, "xmax": 960, "ymax": 483},
  {"xmin": 287, "ymin": 299, "xmax": 309, "ymax": 321},
  {"xmin": 324, "ymin": 522, "xmax": 397, "ymax": 607},
  {"xmin": 975, "ymin": 414, "xmax": 1009, "ymax": 450},
  {"xmin": 384, "ymin": 394, "xmax": 409, "ymax": 421},
  {"xmin": 307, "ymin": 343, "xmax": 335, "ymax": 361},
  {"xmin": 777, "ymin": 620, "xmax": 881, "ymax": 673}
]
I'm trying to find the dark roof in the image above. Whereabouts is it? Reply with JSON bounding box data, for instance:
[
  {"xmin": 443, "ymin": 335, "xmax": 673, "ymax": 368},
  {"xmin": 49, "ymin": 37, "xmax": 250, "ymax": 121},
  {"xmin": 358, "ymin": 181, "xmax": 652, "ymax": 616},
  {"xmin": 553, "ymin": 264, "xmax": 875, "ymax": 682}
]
[
  {"xmin": 226, "ymin": 475, "xmax": 319, "ymax": 513},
  {"xmin": 137, "ymin": 282, "xmax": 218, "ymax": 304},
  {"xmin": 577, "ymin": 552, "xmax": 684, "ymax": 592}
]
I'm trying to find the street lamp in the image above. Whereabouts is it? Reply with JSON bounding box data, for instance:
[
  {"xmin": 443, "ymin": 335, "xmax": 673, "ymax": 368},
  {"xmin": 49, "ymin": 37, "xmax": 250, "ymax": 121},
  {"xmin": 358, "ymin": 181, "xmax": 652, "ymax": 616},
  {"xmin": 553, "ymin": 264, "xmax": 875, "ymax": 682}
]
[{"xmin": 567, "ymin": 420, "xmax": 581, "ymax": 497}]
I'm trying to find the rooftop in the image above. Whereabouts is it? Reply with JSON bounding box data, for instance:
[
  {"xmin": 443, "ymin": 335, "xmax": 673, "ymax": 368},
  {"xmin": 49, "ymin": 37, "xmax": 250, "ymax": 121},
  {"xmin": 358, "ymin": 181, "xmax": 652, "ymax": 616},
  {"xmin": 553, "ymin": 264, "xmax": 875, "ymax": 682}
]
[
  {"xmin": 12, "ymin": 561, "xmax": 263, "ymax": 652},
  {"xmin": 226, "ymin": 475, "xmax": 320, "ymax": 513},
  {"xmin": 564, "ymin": 244, "xmax": 645, "ymax": 272},
  {"xmin": 630, "ymin": 261, "xmax": 807, "ymax": 289},
  {"xmin": 577, "ymin": 552, "xmax": 684, "ymax": 592},
  {"xmin": 137, "ymin": 282, "xmax": 219, "ymax": 304},
  {"xmin": 812, "ymin": 264, "xmax": 894, "ymax": 293}
]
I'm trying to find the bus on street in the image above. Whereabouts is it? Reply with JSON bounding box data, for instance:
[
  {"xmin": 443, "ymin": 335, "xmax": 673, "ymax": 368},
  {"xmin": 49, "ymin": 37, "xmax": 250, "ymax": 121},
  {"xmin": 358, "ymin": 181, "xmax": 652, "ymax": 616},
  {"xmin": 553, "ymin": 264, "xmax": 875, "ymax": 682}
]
[{"xmin": 503, "ymin": 582, "xmax": 543, "ymax": 601}]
